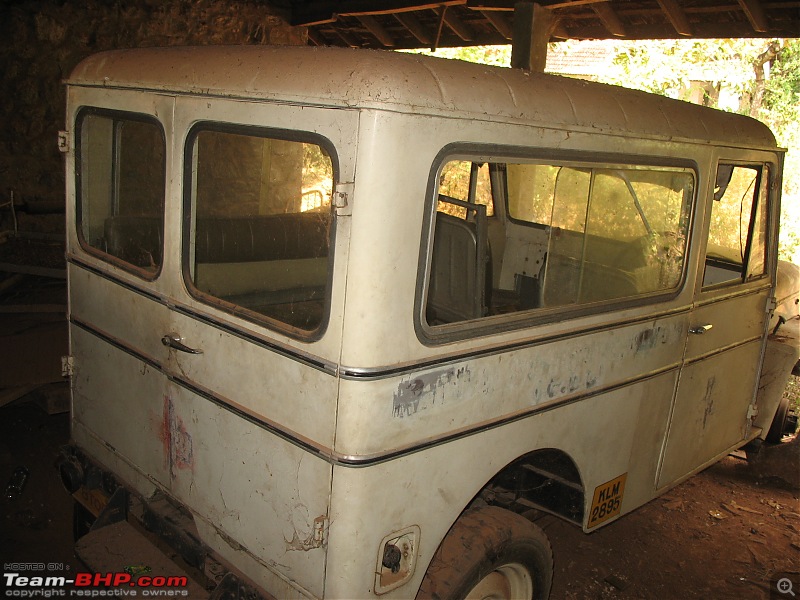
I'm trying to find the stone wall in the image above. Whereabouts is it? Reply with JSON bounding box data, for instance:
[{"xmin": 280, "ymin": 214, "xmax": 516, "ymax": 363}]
[{"xmin": 0, "ymin": 0, "xmax": 305, "ymax": 232}]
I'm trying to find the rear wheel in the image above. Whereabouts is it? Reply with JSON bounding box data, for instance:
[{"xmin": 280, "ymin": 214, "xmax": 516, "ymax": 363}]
[
  {"xmin": 766, "ymin": 396, "xmax": 797, "ymax": 443},
  {"xmin": 417, "ymin": 506, "xmax": 553, "ymax": 600}
]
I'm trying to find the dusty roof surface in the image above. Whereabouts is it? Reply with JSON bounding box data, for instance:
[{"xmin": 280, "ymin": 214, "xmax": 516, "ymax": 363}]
[{"xmin": 68, "ymin": 45, "xmax": 777, "ymax": 149}]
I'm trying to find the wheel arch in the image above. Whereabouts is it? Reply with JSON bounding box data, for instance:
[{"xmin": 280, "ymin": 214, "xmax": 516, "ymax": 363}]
[{"xmin": 473, "ymin": 446, "xmax": 586, "ymax": 525}]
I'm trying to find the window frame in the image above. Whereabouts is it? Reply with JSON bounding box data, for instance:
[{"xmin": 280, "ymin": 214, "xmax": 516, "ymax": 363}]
[
  {"xmin": 74, "ymin": 107, "xmax": 167, "ymax": 281},
  {"xmin": 415, "ymin": 144, "xmax": 698, "ymax": 345},
  {"xmin": 181, "ymin": 121, "xmax": 340, "ymax": 342},
  {"xmin": 701, "ymin": 162, "xmax": 771, "ymax": 291}
]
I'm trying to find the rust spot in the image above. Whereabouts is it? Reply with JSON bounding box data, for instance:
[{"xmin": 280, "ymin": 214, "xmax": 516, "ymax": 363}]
[{"xmin": 161, "ymin": 396, "xmax": 194, "ymax": 479}]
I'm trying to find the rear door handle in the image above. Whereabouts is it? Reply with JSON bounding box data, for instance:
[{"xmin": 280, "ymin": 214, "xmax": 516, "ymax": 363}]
[
  {"xmin": 161, "ymin": 334, "xmax": 203, "ymax": 354},
  {"xmin": 689, "ymin": 324, "xmax": 713, "ymax": 335}
]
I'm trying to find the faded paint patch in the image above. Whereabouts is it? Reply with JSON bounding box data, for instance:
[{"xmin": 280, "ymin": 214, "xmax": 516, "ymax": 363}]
[
  {"xmin": 537, "ymin": 367, "xmax": 602, "ymax": 403},
  {"xmin": 393, "ymin": 367, "xmax": 470, "ymax": 418},
  {"xmin": 160, "ymin": 396, "xmax": 194, "ymax": 479}
]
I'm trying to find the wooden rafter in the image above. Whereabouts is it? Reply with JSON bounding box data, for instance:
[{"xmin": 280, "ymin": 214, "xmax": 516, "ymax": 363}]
[
  {"xmin": 393, "ymin": 12, "xmax": 434, "ymax": 44},
  {"xmin": 442, "ymin": 8, "xmax": 477, "ymax": 40},
  {"xmin": 296, "ymin": 1, "xmax": 796, "ymax": 48},
  {"xmin": 592, "ymin": 2, "xmax": 627, "ymax": 37},
  {"xmin": 291, "ymin": 1, "xmax": 466, "ymax": 26},
  {"xmin": 656, "ymin": 0, "xmax": 693, "ymax": 36},
  {"xmin": 480, "ymin": 9, "xmax": 514, "ymax": 38},
  {"xmin": 357, "ymin": 14, "xmax": 397, "ymax": 46},
  {"xmin": 307, "ymin": 29, "xmax": 328, "ymax": 46},
  {"xmin": 737, "ymin": 0, "xmax": 769, "ymax": 32}
]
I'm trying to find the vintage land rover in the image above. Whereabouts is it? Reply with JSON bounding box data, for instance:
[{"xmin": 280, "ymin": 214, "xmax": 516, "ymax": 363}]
[{"xmin": 57, "ymin": 45, "xmax": 799, "ymax": 599}]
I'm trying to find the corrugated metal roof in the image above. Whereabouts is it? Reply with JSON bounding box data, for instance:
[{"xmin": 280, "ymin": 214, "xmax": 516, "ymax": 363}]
[{"xmin": 68, "ymin": 45, "xmax": 777, "ymax": 149}]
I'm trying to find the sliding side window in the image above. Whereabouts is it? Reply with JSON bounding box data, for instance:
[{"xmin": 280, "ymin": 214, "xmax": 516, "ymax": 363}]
[
  {"xmin": 702, "ymin": 164, "xmax": 769, "ymax": 288},
  {"xmin": 76, "ymin": 110, "xmax": 165, "ymax": 277},
  {"xmin": 185, "ymin": 126, "xmax": 335, "ymax": 337},
  {"xmin": 424, "ymin": 158, "xmax": 694, "ymax": 329}
]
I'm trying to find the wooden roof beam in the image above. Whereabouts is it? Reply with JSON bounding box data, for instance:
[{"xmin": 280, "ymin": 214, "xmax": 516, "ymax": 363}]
[
  {"xmin": 480, "ymin": 9, "xmax": 514, "ymax": 39},
  {"xmin": 357, "ymin": 15, "xmax": 397, "ymax": 46},
  {"xmin": 737, "ymin": 0, "xmax": 769, "ymax": 32},
  {"xmin": 332, "ymin": 27, "xmax": 361, "ymax": 48},
  {"xmin": 292, "ymin": 1, "xmax": 466, "ymax": 25},
  {"xmin": 443, "ymin": 8, "xmax": 477, "ymax": 41},
  {"xmin": 466, "ymin": 0, "xmax": 612, "ymax": 10},
  {"xmin": 307, "ymin": 29, "xmax": 328, "ymax": 46},
  {"xmin": 393, "ymin": 12, "xmax": 434, "ymax": 45},
  {"xmin": 656, "ymin": 0, "xmax": 693, "ymax": 36},
  {"xmin": 592, "ymin": 1, "xmax": 627, "ymax": 37}
]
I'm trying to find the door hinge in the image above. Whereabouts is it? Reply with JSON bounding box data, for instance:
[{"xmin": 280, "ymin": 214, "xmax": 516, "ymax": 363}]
[
  {"xmin": 333, "ymin": 182, "xmax": 354, "ymax": 214},
  {"xmin": 747, "ymin": 404, "xmax": 758, "ymax": 420},
  {"xmin": 766, "ymin": 296, "xmax": 777, "ymax": 314},
  {"xmin": 333, "ymin": 190, "xmax": 348, "ymax": 209},
  {"xmin": 61, "ymin": 355, "xmax": 74, "ymax": 378},
  {"xmin": 57, "ymin": 131, "xmax": 70, "ymax": 154}
]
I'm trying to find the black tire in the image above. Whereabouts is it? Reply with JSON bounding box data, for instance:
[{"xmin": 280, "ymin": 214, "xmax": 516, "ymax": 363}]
[
  {"xmin": 766, "ymin": 396, "xmax": 791, "ymax": 443},
  {"xmin": 417, "ymin": 506, "xmax": 553, "ymax": 600}
]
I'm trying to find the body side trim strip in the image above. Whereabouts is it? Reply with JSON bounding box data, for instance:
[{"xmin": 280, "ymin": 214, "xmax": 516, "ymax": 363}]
[
  {"xmin": 71, "ymin": 315, "xmax": 682, "ymax": 468},
  {"xmin": 71, "ymin": 254, "xmax": 694, "ymax": 380}
]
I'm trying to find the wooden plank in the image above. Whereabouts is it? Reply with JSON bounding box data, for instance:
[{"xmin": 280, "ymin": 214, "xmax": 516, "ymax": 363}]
[
  {"xmin": 76, "ymin": 521, "xmax": 209, "ymax": 598},
  {"xmin": 0, "ymin": 385, "xmax": 40, "ymax": 409}
]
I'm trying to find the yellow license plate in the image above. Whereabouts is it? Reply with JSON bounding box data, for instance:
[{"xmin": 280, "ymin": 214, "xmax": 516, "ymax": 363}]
[
  {"xmin": 588, "ymin": 473, "xmax": 627, "ymax": 528},
  {"xmin": 73, "ymin": 486, "xmax": 109, "ymax": 517}
]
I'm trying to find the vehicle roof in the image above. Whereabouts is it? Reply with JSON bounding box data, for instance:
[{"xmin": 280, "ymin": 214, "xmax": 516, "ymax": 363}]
[{"xmin": 68, "ymin": 45, "xmax": 777, "ymax": 150}]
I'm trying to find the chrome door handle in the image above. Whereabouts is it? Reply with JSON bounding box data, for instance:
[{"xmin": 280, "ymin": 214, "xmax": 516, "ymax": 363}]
[
  {"xmin": 161, "ymin": 334, "xmax": 203, "ymax": 354},
  {"xmin": 689, "ymin": 324, "xmax": 713, "ymax": 335}
]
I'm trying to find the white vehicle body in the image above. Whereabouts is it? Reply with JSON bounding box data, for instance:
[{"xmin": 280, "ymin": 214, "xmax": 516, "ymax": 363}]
[{"xmin": 60, "ymin": 46, "xmax": 796, "ymax": 599}]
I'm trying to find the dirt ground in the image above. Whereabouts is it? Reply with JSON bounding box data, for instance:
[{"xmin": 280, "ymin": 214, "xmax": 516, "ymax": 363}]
[{"xmin": 1, "ymin": 396, "xmax": 798, "ymax": 600}]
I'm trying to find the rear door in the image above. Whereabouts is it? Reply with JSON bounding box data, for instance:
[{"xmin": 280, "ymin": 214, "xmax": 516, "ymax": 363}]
[
  {"xmin": 161, "ymin": 97, "xmax": 359, "ymax": 597},
  {"xmin": 69, "ymin": 89, "xmax": 358, "ymax": 598},
  {"xmin": 658, "ymin": 157, "xmax": 775, "ymax": 487}
]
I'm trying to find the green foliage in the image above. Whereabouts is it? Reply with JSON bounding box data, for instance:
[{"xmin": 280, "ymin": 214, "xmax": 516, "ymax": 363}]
[
  {"xmin": 403, "ymin": 45, "xmax": 510, "ymax": 67},
  {"xmin": 763, "ymin": 40, "xmax": 800, "ymax": 129}
]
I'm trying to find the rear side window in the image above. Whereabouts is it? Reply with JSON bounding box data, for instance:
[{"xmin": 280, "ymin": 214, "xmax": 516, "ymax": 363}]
[
  {"xmin": 424, "ymin": 156, "xmax": 694, "ymax": 331},
  {"xmin": 184, "ymin": 126, "xmax": 335, "ymax": 338},
  {"xmin": 702, "ymin": 164, "xmax": 769, "ymax": 288},
  {"xmin": 76, "ymin": 110, "xmax": 166, "ymax": 277}
]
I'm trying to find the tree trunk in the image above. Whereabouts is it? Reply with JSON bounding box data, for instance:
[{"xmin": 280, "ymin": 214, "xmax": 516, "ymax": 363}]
[{"xmin": 750, "ymin": 40, "xmax": 782, "ymax": 117}]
